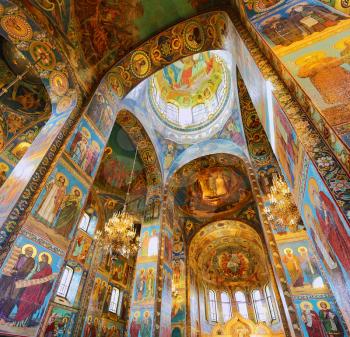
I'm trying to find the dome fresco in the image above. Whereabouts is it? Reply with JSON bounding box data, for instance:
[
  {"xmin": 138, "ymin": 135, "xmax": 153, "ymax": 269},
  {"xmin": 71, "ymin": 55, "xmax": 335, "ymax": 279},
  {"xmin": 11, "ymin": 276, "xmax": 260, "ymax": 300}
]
[
  {"xmin": 147, "ymin": 50, "xmax": 233, "ymax": 143},
  {"xmin": 189, "ymin": 221, "xmax": 268, "ymax": 287}
]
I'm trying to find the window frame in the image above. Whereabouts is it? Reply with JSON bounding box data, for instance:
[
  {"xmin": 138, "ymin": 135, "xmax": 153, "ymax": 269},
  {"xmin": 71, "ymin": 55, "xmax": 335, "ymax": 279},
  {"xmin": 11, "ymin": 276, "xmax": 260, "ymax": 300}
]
[
  {"xmin": 117, "ymin": 290, "xmax": 124, "ymax": 316},
  {"xmin": 235, "ymin": 291, "xmax": 249, "ymax": 319},
  {"xmin": 220, "ymin": 291, "xmax": 232, "ymax": 322},
  {"xmin": 252, "ymin": 289, "xmax": 267, "ymax": 323},
  {"xmin": 108, "ymin": 286, "xmax": 120, "ymax": 314},
  {"xmin": 208, "ymin": 289, "xmax": 218, "ymax": 323},
  {"xmin": 265, "ymin": 284, "xmax": 278, "ymax": 322},
  {"xmin": 78, "ymin": 211, "xmax": 97, "ymax": 235},
  {"xmin": 57, "ymin": 265, "xmax": 74, "ymax": 299},
  {"xmin": 78, "ymin": 212, "xmax": 90, "ymax": 232}
]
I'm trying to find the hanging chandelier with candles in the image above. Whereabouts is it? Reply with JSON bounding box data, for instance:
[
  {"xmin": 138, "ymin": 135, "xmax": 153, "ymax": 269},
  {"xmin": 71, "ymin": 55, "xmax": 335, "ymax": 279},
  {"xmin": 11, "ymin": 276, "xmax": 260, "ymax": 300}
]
[
  {"xmin": 95, "ymin": 146, "xmax": 140, "ymax": 258},
  {"xmin": 263, "ymin": 175, "xmax": 300, "ymax": 234}
]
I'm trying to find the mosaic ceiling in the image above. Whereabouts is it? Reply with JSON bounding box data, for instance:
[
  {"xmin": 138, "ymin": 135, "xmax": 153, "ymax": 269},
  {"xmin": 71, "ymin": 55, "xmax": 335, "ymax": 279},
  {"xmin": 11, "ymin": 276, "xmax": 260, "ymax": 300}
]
[
  {"xmin": 125, "ymin": 50, "xmax": 235, "ymax": 145},
  {"xmin": 189, "ymin": 220, "xmax": 269, "ymax": 287},
  {"xmin": 0, "ymin": 37, "xmax": 51, "ymax": 176},
  {"xmin": 21, "ymin": 0, "xmax": 230, "ymax": 90},
  {"xmin": 173, "ymin": 154, "xmax": 252, "ymax": 219},
  {"xmin": 148, "ymin": 51, "xmax": 231, "ymax": 133},
  {"xmin": 94, "ymin": 124, "xmax": 146, "ymax": 197}
]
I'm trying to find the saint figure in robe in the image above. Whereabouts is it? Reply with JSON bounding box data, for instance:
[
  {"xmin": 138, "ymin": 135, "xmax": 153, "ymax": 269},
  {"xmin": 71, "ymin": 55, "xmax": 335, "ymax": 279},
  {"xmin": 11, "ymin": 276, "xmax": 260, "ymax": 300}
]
[
  {"xmin": 0, "ymin": 245, "xmax": 35, "ymax": 320},
  {"xmin": 14, "ymin": 253, "xmax": 53, "ymax": 326},
  {"xmin": 130, "ymin": 312, "xmax": 141, "ymax": 337},
  {"xmin": 54, "ymin": 187, "xmax": 82, "ymax": 239},
  {"xmin": 301, "ymin": 302, "xmax": 328, "ymax": 337},
  {"xmin": 36, "ymin": 174, "xmax": 67, "ymax": 227},
  {"xmin": 140, "ymin": 311, "xmax": 152, "ymax": 337},
  {"xmin": 319, "ymin": 301, "xmax": 344, "ymax": 337},
  {"xmin": 282, "ymin": 248, "xmax": 304, "ymax": 287}
]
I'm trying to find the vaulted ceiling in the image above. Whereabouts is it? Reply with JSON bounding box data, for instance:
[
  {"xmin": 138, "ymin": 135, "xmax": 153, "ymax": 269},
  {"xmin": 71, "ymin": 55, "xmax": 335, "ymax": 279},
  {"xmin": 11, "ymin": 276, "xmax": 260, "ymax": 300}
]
[
  {"xmin": 21, "ymin": 0, "xmax": 230, "ymax": 91},
  {"xmin": 189, "ymin": 220, "xmax": 269, "ymax": 288}
]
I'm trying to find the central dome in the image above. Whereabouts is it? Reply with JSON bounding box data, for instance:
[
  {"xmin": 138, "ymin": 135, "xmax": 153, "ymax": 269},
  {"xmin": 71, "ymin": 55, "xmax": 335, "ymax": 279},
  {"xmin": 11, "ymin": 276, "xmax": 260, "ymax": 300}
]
[{"xmin": 147, "ymin": 51, "xmax": 233, "ymax": 144}]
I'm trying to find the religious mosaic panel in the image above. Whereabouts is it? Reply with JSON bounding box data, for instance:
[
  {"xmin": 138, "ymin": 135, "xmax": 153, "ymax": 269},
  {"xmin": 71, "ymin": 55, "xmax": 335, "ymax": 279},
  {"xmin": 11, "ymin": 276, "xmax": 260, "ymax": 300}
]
[
  {"xmin": 295, "ymin": 297, "xmax": 348, "ymax": 337},
  {"xmin": 69, "ymin": 230, "xmax": 93, "ymax": 268},
  {"xmin": 129, "ymin": 307, "xmax": 153, "ymax": 337},
  {"xmin": 252, "ymin": 0, "xmax": 349, "ymax": 52},
  {"xmin": 302, "ymin": 163, "xmax": 350, "ymax": 291},
  {"xmin": 282, "ymin": 28, "xmax": 350, "ymax": 145},
  {"xmin": 278, "ymin": 238, "xmax": 329, "ymax": 295},
  {"xmin": 272, "ymin": 94, "xmax": 305, "ymax": 192},
  {"xmin": 159, "ymin": 264, "xmax": 172, "ymax": 337},
  {"xmin": 81, "ymin": 312, "xmax": 100, "ymax": 337},
  {"xmin": 89, "ymin": 273, "xmax": 109, "ymax": 313},
  {"xmin": 0, "ymin": 235, "xmax": 63, "ymax": 337},
  {"xmin": 42, "ymin": 305, "xmax": 78, "ymax": 337},
  {"xmin": 25, "ymin": 159, "xmax": 88, "ymax": 251},
  {"xmin": 66, "ymin": 117, "xmax": 105, "ymax": 179}
]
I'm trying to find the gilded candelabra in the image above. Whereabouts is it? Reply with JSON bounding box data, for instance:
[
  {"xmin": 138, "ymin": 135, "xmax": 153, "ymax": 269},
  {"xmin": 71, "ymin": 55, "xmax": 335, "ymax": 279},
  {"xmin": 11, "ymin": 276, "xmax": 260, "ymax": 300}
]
[
  {"xmin": 95, "ymin": 146, "xmax": 140, "ymax": 258},
  {"xmin": 263, "ymin": 175, "xmax": 300, "ymax": 234}
]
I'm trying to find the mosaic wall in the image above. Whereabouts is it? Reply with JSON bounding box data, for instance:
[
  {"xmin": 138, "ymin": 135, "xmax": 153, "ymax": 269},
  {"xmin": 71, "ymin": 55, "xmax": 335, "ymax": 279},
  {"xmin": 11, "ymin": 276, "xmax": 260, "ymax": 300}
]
[
  {"xmin": 233, "ymin": 0, "xmax": 350, "ymax": 215},
  {"xmin": 237, "ymin": 71, "xmax": 350, "ymax": 336},
  {"xmin": 128, "ymin": 185, "xmax": 163, "ymax": 337},
  {"xmin": 0, "ymin": 2, "xmax": 349, "ymax": 336}
]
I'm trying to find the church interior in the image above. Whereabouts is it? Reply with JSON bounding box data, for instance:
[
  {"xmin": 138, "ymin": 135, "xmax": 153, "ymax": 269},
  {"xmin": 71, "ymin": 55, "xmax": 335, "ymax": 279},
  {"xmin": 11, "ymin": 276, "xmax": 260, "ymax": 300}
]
[{"xmin": 0, "ymin": 1, "xmax": 350, "ymax": 337}]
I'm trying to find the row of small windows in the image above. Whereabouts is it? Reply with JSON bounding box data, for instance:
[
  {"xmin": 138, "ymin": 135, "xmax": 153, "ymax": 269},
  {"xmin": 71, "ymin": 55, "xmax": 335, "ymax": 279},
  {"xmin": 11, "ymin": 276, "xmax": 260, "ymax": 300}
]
[
  {"xmin": 57, "ymin": 266, "xmax": 123, "ymax": 315},
  {"xmin": 207, "ymin": 285, "xmax": 277, "ymax": 324}
]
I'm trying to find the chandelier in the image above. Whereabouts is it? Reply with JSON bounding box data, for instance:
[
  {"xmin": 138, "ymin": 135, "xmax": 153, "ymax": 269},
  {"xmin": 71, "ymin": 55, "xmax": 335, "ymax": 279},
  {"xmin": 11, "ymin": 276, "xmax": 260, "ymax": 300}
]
[
  {"xmin": 95, "ymin": 146, "xmax": 140, "ymax": 258},
  {"xmin": 263, "ymin": 175, "xmax": 300, "ymax": 234}
]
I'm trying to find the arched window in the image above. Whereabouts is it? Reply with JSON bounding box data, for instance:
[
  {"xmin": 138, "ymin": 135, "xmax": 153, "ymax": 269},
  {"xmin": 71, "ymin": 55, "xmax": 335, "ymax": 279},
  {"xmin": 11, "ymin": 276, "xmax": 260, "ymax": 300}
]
[
  {"xmin": 252, "ymin": 289, "xmax": 267, "ymax": 322},
  {"xmin": 79, "ymin": 211, "xmax": 98, "ymax": 236},
  {"xmin": 109, "ymin": 287, "xmax": 120, "ymax": 313},
  {"xmin": 57, "ymin": 266, "xmax": 74, "ymax": 298},
  {"xmin": 235, "ymin": 291, "xmax": 249, "ymax": 319},
  {"xmin": 209, "ymin": 290, "xmax": 218, "ymax": 322},
  {"xmin": 78, "ymin": 212, "xmax": 90, "ymax": 231},
  {"xmin": 221, "ymin": 291, "xmax": 232, "ymax": 322},
  {"xmin": 265, "ymin": 284, "xmax": 277, "ymax": 321}
]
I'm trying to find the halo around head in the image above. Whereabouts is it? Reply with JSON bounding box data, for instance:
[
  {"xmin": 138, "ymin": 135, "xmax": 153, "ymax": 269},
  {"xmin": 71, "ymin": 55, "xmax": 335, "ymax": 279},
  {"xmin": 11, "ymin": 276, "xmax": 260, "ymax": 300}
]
[
  {"xmin": 334, "ymin": 37, "xmax": 350, "ymax": 50},
  {"xmin": 0, "ymin": 162, "xmax": 9, "ymax": 172},
  {"xmin": 72, "ymin": 186, "xmax": 82, "ymax": 196},
  {"xmin": 284, "ymin": 248, "xmax": 293, "ymax": 255},
  {"xmin": 297, "ymin": 246, "xmax": 308, "ymax": 254},
  {"xmin": 39, "ymin": 251, "xmax": 52, "ymax": 264},
  {"xmin": 317, "ymin": 300, "xmax": 331, "ymax": 309},
  {"xmin": 56, "ymin": 173, "xmax": 68, "ymax": 186},
  {"xmin": 300, "ymin": 301, "xmax": 313, "ymax": 310},
  {"xmin": 81, "ymin": 127, "xmax": 91, "ymax": 139},
  {"xmin": 295, "ymin": 52, "xmax": 327, "ymax": 67},
  {"xmin": 21, "ymin": 244, "xmax": 37, "ymax": 258},
  {"xmin": 303, "ymin": 204, "xmax": 313, "ymax": 226},
  {"xmin": 308, "ymin": 178, "xmax": 319, "ymax": 205},
  {"xmin": 91, "ymin": 141, "xmax": 100, "ymax": 150}
]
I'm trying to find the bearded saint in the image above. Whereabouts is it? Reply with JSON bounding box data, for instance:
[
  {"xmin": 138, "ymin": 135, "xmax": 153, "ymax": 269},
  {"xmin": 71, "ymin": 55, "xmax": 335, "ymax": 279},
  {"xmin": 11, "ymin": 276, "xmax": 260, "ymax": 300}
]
[
  {"xmin": 54, "ymin": 189, "xmax": 82, "ymax": 239},
  {"xmin": 302, "ymin": 304, "xmax": 328, "ymax": 337},
  {"xmin": 14, "ymin": 254, "xmax": 53, "ymax": 326}
]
